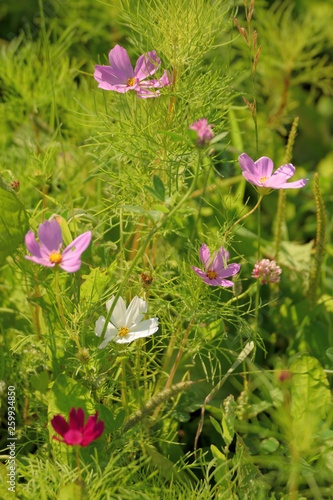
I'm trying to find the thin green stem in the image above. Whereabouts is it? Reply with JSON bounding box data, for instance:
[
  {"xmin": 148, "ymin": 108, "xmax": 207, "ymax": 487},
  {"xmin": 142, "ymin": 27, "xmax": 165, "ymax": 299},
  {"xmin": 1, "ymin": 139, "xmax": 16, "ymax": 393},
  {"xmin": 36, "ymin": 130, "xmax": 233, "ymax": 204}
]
[
  {"xmin": 255, "ymin": 197, "xmax": 261, "ymax": 333},
  {"xmin": 121, "ymin": 359, "xmax": 129, "ymax": 416},
  {"xmin": 75, "ymin": 447, "xmax": 82, "ymax": 483},
  {"xmin": 224, "ymin": 194, "xmax": 263, "ymax": 240},
  {"xmin": 99, "ymin": 153, "xmax": 202, "ymax": 342}
]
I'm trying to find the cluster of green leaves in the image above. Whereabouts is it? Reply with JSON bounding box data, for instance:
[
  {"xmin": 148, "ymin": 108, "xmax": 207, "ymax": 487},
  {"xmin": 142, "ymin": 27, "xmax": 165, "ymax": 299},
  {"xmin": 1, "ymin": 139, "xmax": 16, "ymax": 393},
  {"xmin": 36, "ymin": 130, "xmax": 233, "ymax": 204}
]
[{"xmin": 0, "ymin": 0, "xmax": 332, "ymax": 499}]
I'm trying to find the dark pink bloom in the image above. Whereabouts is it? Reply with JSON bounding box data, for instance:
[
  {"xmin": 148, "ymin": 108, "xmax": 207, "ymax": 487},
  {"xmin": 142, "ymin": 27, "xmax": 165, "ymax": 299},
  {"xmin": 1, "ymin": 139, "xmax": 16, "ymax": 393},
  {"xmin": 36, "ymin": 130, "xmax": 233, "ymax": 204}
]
[
  {"xmin": 189, "ymin": 118, "xmax": 214, "ymax": 146},
  {"xmin": 25, "ymin": 220, "xmax": 91, "ymax": 273},
  {"xmin": 192, "ymin": 243, "xmax": 241, "ymax": 287},
  {"xmin": 51, "ymin": 407, "xmax": 104, "ymax": 447},
  {"xmin": 252, "ymin": 259, "xmax": 282, "ymax": 284},
  {"xmin": 238, "ymin": 153, "xmax": 308, "ymax": 191},
  {"xmin": 94, "ymin": 44, "xmax": 170, "ymax": 99}
]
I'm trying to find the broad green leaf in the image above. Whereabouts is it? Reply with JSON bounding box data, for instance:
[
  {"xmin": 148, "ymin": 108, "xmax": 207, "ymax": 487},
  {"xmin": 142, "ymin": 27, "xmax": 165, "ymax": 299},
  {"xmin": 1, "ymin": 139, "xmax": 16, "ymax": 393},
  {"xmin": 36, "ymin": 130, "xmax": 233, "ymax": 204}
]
[
  {"xmin": 236, "ymin": 437, "xmax": 269, "ymax": 496},
  {"xmin": 80, "ymin": 267, "xmax": 110, "ymax": 305},
  {"xmin": 0, "ymin": 175, "xmax": 28, "ymax": 261},
  {"xmin": 47, "ymin": 374, "xmax": 94, "ymax": 417},
  {"xmin": 31, "ymin": 372, "xmax": 49, "ymax": 394},
  {"xmin": 290, "ymin": 353, "xmax": 330, "ymax": 423}
]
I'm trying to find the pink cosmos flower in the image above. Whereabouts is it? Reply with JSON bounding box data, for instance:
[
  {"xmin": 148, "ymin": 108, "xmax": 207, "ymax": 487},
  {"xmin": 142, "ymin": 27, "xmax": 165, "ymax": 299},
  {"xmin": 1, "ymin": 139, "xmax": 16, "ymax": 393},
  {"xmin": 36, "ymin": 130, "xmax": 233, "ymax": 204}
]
[
  {"xmin": 189, "ymin": 118, "xmax": 214, "ymax": 146},
  {"xmin": 238, "ymin": 153, "xmax": 308, "ymax": 191},
  {"xmin": 192, "ymin": 243, "xmax": 241, "ymax": 287},
  {"xmin": 25, "ymin": 220, "xmax": 91, "ymax": 273},
  {"xmin": 94, "ymin": 44, "xmax": 170, "ymax": 99},
  {"xmin": 51, "ymin": 407, "xmax": 104, "ymax": 447},
  {"xmin": 252, "ymin": 259, "xmax": 282, "ymax": 284}
]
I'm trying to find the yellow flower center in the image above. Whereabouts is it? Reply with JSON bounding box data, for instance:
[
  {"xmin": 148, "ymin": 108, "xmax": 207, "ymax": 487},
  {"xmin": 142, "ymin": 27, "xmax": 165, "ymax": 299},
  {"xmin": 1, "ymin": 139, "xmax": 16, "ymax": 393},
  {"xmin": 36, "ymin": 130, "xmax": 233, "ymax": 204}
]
[
  {"xmin": 49, "ymin": 251, "xmax": 62, "ymax": 264},
  {"xmin": 118, "ymin": 326, "xmax": 130, "ymax": 337},
  {"xmin": 207, "ymin": 270, "xmax": 217, "ymax": 280},
  {"xmin": 127, "ymin": 78, "xmax": 136, "ymax": 87},
  {"xmin": 260, "ymin": 176, "xmax": 269, "ymax": 184}
]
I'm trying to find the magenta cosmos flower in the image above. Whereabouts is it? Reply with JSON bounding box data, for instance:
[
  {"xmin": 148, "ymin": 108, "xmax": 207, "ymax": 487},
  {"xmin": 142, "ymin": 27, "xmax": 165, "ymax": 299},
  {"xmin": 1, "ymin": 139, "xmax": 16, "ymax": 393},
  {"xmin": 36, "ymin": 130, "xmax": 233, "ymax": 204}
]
[
  {"xmin": 25, "ymin": 220, "xmax": 91, "ymax": 273},
  {"xmin": 238, "ymin": 153, "xmax": 308, "ymax": 191},
  {"xmin": 51, "ymin": 407, "xmax": 104, "ymax": 447},
  {"xmin": 192, "ymin": 243, "xmax": 241, "ymax": 287},
  {"xmin": 189, "ymin": 118, "xmax": 214, "ymax": 146},
  {"xmin": 94, "ymin": 44, "xmax": 170, "ymax": 98}
]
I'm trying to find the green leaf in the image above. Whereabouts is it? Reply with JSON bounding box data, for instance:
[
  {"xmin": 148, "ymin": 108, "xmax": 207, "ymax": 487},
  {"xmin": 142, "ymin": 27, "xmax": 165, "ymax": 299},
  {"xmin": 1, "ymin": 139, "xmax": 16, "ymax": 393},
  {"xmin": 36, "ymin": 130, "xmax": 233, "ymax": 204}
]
[
  {"xmin": 47, "ymin": 374, "xmax": 95, "ymax": 417},
  {"xmin": 290, "ymin": 353, "xmax": 330, "ymax": 424},
  {"xmin": 210, "ymin": 416, "xmax": 223, "ymax": 438},
  {"xmin": 0, "ymin": 175, "xmax": 29, "ymax": 261},
  {"xmin": 80, "ymin": 267, "xmax": 110, "ymax": 305},
  {"xmin": 57, "ymin": 483, "xmax": 89, "ymax": 500},
  {"xmin": 31, "ymin": 372, "xmax": 49, "ymax": 394},
  {"xmin": 153, "ymin": 174, "xmax": 165, "ymax": 202},
  {"xmin": 260, "ymin": 437, "xmax": 280, "ymax": 453}
]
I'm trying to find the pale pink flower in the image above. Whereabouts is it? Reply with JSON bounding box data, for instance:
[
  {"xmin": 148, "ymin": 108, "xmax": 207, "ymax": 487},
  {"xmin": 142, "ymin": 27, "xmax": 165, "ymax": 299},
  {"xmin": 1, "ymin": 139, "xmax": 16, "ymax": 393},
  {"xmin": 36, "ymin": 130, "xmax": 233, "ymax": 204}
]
[
  {"xmin": 252, "ymin": 259, "xmax": 282, "ymax": 284},
  {"xmin": 189, "ymin": 118, "xmax": 214, "ymax": 146},
  {"xmin": 94, "ymin": 44, "xmax": 170, "ymax": 99},
  {"xmin": 25, "ymin": 220, "xmax": 91, "ymax": 273},
  {"xmin": 238, "ymin": 153, "xmax": 308, "ymax": 191},
  {"xmin": 191, "ymin": 243, "xmax": 241, "ymax": 287}
]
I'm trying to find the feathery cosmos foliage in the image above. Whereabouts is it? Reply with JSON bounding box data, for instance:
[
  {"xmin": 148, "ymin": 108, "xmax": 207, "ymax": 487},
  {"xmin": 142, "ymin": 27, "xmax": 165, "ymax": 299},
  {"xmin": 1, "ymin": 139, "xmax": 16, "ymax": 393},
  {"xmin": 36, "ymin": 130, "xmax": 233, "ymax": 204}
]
[{"xmin": 1, "ymin": 0, "xmax": 332, "ymax": 499}]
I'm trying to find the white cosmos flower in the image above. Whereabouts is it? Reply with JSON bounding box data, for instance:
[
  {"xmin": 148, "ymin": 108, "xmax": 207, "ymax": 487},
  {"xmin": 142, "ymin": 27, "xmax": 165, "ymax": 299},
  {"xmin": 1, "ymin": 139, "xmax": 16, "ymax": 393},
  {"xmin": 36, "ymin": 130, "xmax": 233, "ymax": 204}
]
[{"xmin": 95, "ymin": 295, "xmax": 159, "ymax": 348}]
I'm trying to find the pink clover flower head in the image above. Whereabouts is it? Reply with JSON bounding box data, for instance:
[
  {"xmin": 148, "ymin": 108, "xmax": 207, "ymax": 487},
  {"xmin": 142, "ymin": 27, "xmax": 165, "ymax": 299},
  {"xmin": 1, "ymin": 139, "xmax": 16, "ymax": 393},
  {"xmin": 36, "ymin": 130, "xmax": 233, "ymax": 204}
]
[
  {"xmin": 95, "ymin": 295, "xmax": 159, "ymax": 348},
  {"xmin": 189, "ymin": 118, "xmax": 214, "ymax": 146},
  {"xmin": 252, "ymin": 259, "xmax": 282, "ymax": 284},
  {"xmin": 51, "ymin": 407, "xmax": 104, "ymax": 447},
  {"xmin": 94, "ymin": 44, "xmax": 170, "ymax": 99},
  {"xmin": 238, "ymin": 153, "xmax": 308, "ymax": 193},
  {"xmin": 25, "ymin": 219, "xmax": 91, "ymax": 273},
  {"xmin": 191, "ymin": 243, "xmax": 241, "ymax": 287}
]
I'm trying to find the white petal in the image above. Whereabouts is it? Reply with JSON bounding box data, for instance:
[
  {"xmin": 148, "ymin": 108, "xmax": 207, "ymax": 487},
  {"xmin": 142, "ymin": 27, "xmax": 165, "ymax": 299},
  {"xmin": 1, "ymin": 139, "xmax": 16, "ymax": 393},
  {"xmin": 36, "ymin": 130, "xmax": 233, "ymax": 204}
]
[
  {"xmin": 106, "ymin": 296, "xmax": 115, "ymax": 312},
  {"xmin": 95, "ymin": 316, "xmax": 106, "ymax": 337},
  {"xmin": 95, "ymin": 316, "xmax": 118, "ymax": 340},
  {"xmin": 125, "ymin": 296, "xmax": 148, "ymax": 327},
  {"xmin": 110, "ymin": 296, "xmax": 127, "ymax": 328},
  {"xmin": 115, "ymin": 318, "xmax": 159, "ymax": 344},
  {"xmin": 98, "ymin": 336, "xmax": 112, "ymax": 349}
]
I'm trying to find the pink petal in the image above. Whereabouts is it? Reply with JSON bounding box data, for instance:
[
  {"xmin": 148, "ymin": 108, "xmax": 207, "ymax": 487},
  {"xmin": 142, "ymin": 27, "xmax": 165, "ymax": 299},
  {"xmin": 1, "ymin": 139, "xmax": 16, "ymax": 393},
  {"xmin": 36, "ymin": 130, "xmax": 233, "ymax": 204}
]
[
  {"xmin": 59, "ymin": 259, "xmax": 82, "ymax": 273},
  {"xmin": 62, "ymin": 231, "xmax": 91, "ymax": 257},
  {"xmin": 108, "ymin": 45, "xmax": 134, "ymax": 80},
  {"xmin": 94, "ymin": 66, "xmax": 128, "ymax": 91},
  {"xmin": 211, "ymin": 247, "xmax": 230, "ymax": 271},
  {"xmin": 199, "ymin": 244, "xmax": 211, "ymax": 270},
  {"xmin": 134, "ymin": 51, "xmax": 160, "ymax": 80},
  {"xmin": 38, "ymin": 220, "xmax": 62, "ymax": 253},
  {"xmin": 242, "ymin": 170, "xmax": 262, "ymax": 187},
  {"xmin": 214, "ymin": 277, "xmax": 235, "ymax": 287},
  {"xmin": 25, "ymin": 255, "xmax": 55, "ymax": 267},
  {"xmin": 69, "ymin": 407, "xmax": 85, "ymax": 431},
  {"xmin": 25, "ymin": 230, "xmax": 42, "ymax": 257},
  {"xmin": 202, "ymin": 276, "xmax": 220, "ymax": 286},
  {"xmin": 217, "ymin": 263, "xmax": 241, "ymax": 278},
  {"xmin": 273, "ymin": 178, "xmax": 308, "ymax": 189},
  {"xmin": 136, "ymin": 87, "xmax": 161, "ymax": 98},
  {"xmin": 51, "ymin": 415, "xmax": 69, "ymax": 437},
  {"xmin": 191, "ymin": 266, "xmax": 207, "ymax": 279},
  {"xmin": 238, "ymin": 153, "xmax": 255, "ymax": 174},
  {"xmin": 255, "ymin": 156, "xmax": 274, "ymax": 179},
  {"xmin": 63, "ymin": 429, "xmax": 83, "ymax": 446}
]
